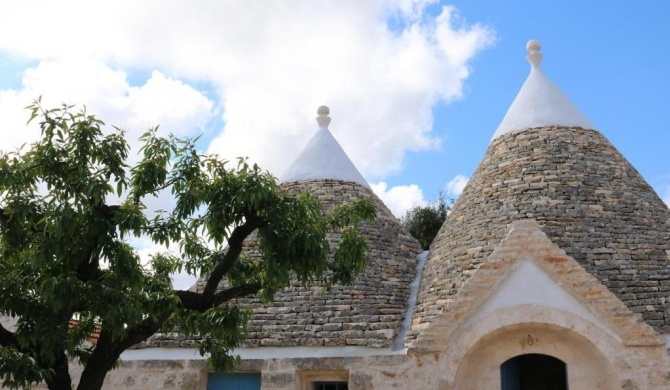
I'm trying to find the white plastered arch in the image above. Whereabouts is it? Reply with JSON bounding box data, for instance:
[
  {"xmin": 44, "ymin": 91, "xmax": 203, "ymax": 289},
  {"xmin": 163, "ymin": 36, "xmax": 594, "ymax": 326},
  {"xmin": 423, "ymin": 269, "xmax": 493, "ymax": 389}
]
[{"xmin": 447, "ymin": 304, "xmax": 618, "ymax": 390}]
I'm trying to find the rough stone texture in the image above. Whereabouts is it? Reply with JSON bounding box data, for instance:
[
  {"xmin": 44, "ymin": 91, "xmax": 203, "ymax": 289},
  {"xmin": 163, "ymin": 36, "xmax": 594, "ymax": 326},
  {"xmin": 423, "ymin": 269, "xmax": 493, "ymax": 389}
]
[
  {"xmin": 97, "ymin": 335, "xmax": 670, "ymax": 389},
  {"xmin": 235, "ymin": 180, "xmax": 422, "ymax": 348},
  {"xmin": 99, "ymin": 359, "xmax": 202, "ymax": 389},
  {"xmin": 23, "ymin": 165, "xmax": 670, "ymax": 389},
  {"xmin": 410, "ymin": 126, "xmax": 670, "ymax": 342},
  {"xmin": 411, "ymin": 219, "xmax": 665, "ymax": 353},
  {"xmin": 20, "ymin": 121, "xmax": 670, "ymax": 389},
  {"xmin": 98, "ymin": 355, "xmax": 419, "ymax": 390},
  {"xmin": 177, "ymin": 179, "xmax": 421, "ymax": 349}
]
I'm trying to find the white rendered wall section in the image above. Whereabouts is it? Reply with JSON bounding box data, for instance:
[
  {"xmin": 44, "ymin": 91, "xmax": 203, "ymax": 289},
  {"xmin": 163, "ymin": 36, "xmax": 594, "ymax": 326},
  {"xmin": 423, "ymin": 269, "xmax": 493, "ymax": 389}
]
[{"xmin": 466, "ymin": 258, "xmax": 618, "ymax": 340}]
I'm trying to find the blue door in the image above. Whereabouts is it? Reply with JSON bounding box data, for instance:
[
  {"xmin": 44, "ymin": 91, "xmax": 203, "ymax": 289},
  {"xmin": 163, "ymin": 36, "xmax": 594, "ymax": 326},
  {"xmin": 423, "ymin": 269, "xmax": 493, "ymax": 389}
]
[{"xmin": 207, "ymin": 373, "xmax": 261, "ymax": 390}]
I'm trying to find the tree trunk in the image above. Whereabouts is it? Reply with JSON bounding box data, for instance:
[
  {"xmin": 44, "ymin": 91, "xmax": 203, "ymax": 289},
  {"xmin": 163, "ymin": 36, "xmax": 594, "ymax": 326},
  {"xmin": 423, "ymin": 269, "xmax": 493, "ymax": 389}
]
[
  {"xmin": 76, "ymin": 329, "xmax": 127, "ymax": 390},
  {"xmin": 76, "ymin": 318, "xmax": 164, "ymax": 390},
  {"xmin": 44, "ymin": 351, "xmax": 72, "ymax": 390},
  {"xmin": 75, "ymin": 347, "xmax": 118, "ymax": 390}
]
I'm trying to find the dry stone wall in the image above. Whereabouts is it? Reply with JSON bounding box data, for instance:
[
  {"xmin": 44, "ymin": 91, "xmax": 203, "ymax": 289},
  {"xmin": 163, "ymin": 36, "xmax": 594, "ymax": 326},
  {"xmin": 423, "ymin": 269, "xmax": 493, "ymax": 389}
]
[
  {"xmin": 173, "ymin": 180, "xmax": 421, "ymax": 349},
  {"xmin": 410, "ymin": 126, "xmax": 670, "ymax": 342},
  {"xmin": 236, "ymin": 180, "xmax": 422, "ymax": 348}
]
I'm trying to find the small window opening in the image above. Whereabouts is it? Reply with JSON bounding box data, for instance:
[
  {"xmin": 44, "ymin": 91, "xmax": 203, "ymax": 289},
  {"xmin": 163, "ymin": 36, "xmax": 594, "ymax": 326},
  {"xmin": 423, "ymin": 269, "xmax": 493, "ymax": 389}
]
[
  {"xmin": 500, "ymin": 353, "xmax": 568, "ymax": 390},
  {"xmin": 312, "ymin": 381, "xmax": 348, "ymax": 390}
]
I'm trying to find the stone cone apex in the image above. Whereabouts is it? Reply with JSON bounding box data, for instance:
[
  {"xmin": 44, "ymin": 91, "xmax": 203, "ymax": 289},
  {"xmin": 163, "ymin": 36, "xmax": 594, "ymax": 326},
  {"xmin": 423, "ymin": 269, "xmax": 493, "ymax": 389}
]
[
  {"xmin": 281, "ymin": 106, "xmax": 369, "ymax": 188},
  {"xmin": 224, "ymin": 106, "xmax": 423, "ymax": 349},
  {"xmin": 408, "ymin": 41, "xmax": 670, "ymax": 345},
  {"xmin": 491, "ymin": 40, "xmax": 596, "ymax": 141}
]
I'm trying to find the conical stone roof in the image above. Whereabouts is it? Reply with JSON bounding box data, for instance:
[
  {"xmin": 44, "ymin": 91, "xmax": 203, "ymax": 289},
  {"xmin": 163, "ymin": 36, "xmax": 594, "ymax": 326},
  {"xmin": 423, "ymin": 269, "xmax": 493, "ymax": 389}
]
[
  {"xmin": 237, "ymin": 107, "xmax": 422, "ymax": 348},
  {"xmin": 408, "ymin": 42, "xmax": 670, "ymax": 344}
]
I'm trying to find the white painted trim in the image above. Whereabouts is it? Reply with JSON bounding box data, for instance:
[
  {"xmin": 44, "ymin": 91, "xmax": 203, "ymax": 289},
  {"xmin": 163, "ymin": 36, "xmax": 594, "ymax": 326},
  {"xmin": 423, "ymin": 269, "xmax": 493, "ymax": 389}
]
[
  {"xmin": 120, "ymin": 345, "xmax": 407, "ymax": 361},
  {"xmin": 121, "ymin": 348, "xmax": 204, "ymax": 360}
]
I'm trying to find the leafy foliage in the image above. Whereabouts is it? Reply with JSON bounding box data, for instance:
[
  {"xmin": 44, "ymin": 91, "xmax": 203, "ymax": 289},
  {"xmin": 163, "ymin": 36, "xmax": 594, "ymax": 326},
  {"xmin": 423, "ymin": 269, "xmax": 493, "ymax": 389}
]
[
  {"xmin": 0, "ymin": 101, "xmax": 375, "ymax": 390},
  {"xmin": 401, "ymin": 193, "xmax": 451, "ymax": 250}
]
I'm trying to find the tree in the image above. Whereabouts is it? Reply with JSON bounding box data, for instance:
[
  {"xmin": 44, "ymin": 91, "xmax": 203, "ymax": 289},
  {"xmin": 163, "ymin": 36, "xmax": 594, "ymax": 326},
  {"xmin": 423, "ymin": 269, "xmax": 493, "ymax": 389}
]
[
  {"xmin": 401, "ymin": 193, "xmax": 451, "ymax": 250},
  {"xmin": 0, "ymin": 102, "xmax": 375, "ymax": 390}
]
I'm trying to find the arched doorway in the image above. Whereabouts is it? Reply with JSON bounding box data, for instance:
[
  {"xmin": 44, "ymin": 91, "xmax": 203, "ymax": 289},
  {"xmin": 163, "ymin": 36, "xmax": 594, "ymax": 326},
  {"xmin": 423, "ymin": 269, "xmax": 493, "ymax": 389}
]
[
  {"xmin": 450, "ymin": 317, "xmax": 613, "ymax": 389},
  {"xmin": 501, "ymin": 354, "xmax": 567, "ymax": 390}
]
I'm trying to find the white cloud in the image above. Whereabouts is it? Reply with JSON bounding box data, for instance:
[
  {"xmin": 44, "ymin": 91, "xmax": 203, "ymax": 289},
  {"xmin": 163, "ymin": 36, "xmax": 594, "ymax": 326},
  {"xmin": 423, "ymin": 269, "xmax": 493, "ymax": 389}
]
[
  {"xmin": 371, "ymin": 181, "xmax": 426, "ymax": 218},
  {"xmin": 0, "ymin": 2, "xmax": 494, "ymax": 273},
  {"xmin": 0, "ymin": 88, "xmax": 34, "ymax": 151},
  {"xmin": 124, "ymin": 71, "xmax": 216, "ymax": 139},
  {"xmin": 0, "ymin": 1, "xmax": 494, "ymax": 180},
  {"xmin": 445, "ymin": 174, "xmax": 469, "ymax": 198},
  {"xmin": 0, "ymin": 59, "xmax": 215, "ymax": 223},
  {"xmin": 0, "ymin": 59, "xmax": 215, "ymax": 157}
]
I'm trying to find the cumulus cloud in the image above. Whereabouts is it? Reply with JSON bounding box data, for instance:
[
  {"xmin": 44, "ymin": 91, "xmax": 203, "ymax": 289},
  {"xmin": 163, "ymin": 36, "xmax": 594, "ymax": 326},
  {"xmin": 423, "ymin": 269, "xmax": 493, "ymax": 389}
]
[
  {"xmin": 0, "ymin": 1, "xmax": 495, "ymax": 271},
  {"xmin": 206, "ymin": 4, "xmax": 494, "ymax": 178},
  {"xmin": 0, "ymin": 0, "xmax": 494, "ymax": 180},
  {"xmin": 445, "ymin": 174, "xmax": 469, "ymax": 198},
  {"xmin": 0, "ymin": 59, "xmax": 215, "ymax": 231},
  {"xmin": 0, "ymin": 59, "xmax": 215, "ymax": 157},
  {"xmin": 371, "ymin": 181, "xmax": 426, "ymax": 218}
]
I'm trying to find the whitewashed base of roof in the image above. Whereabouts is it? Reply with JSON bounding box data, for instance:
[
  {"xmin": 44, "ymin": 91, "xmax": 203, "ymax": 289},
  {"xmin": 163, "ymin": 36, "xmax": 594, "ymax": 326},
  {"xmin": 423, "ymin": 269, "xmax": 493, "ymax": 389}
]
[{"xmin": 120, "ymin": 345, "xmax": 404, "ymax": 361}]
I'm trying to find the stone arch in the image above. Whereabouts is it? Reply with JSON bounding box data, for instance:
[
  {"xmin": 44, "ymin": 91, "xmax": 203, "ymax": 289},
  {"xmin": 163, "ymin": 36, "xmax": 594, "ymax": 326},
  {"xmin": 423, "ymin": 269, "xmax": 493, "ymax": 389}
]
[{"xmin": 450, "ymin": 305, "xmax": 616, "ymax": 390}]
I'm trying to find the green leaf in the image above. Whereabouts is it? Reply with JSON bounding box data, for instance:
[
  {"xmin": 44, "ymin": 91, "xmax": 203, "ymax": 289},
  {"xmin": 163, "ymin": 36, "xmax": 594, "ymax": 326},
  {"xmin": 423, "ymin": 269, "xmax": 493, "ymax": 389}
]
[{"xmin": 0, "ymin": 102, "xmax": 374, "ymax": 389}]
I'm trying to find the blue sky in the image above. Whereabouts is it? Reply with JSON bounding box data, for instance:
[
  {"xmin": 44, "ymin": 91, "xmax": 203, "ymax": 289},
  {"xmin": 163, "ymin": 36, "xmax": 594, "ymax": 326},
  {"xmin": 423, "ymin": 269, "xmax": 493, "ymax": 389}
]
[
  {"xmin": 403, "ymin": 0, "xmax": 670, "ymax": 205},
  {"xmin": 0, "ymin": 0, "xmax": 668, "ymax": 219}
]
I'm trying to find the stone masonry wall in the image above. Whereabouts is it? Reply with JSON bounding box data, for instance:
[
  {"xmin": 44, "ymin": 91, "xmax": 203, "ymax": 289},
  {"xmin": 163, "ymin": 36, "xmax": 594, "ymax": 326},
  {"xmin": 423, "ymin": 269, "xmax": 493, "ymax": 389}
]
[
  {"xmin": 235, "ymin": 180, "xmax": 422, "ymax": 348},
  {"xmin": 171, "ymin": 180, "xmax": 421, "ymax": 349},
  {"xmin": 410, "ymin": 126, "xmax": 670, "ymax": 342},
  {"xmin": 96, "ymin": 337, "xmax": 670, "ymax": 389}
]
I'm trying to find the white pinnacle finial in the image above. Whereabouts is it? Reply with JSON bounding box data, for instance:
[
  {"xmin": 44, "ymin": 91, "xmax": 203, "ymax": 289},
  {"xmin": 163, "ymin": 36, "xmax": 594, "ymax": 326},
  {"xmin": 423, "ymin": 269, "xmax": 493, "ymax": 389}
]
[
  {"xmin": 316, "ymin": 105, "xmax": 331, "ymax": 128},
  {"xmin": 491, "ymin": 38, "xmax": 596, "ymax": 141},
  {"xmin": 526, "ymin": 39, "xmax": 543, "ymax": 69}
]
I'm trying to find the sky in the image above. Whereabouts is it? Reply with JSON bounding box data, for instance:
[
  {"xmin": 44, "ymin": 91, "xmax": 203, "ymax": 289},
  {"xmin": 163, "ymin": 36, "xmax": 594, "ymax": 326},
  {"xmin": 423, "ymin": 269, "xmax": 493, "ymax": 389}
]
[{"xmin": 0, "ymin": 1, "xmax": 669, "ymax": 286}]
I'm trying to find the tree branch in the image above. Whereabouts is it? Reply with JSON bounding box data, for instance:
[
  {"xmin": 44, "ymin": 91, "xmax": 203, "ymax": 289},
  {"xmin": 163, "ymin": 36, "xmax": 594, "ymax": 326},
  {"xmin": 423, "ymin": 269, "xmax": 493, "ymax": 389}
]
[
  {"xmin": 75, "ymin": 204, "xmax": 121, "ymax": 282},
  {"xmin": 202, "ymin": 216, "xmax": 260, "ymax": 297},
  {"xmin": 174, "ymin": 290, "xmax": 210, "ymax": 311},
  {"xmin": 96, "ymin": 204, "xmax": 120, "ymax": 218},
  {"xmin": 77, "ymin": 314, "xmax": 167, "ymax": 390},
  {"xmin": 0, "ymin": 201, "xmax": 121, "ymax": 283},
  {"xmin": 176, "ymin": 283, "xmax": 261, "ymax": 312},
  {"xmin": 0, "ymin": 208, "xmax": 8, "ymax": 226},
  {"xmin": 212, "ymin": 283, "xmax": 261, "ymax": 307},
  {"xmin": 0, "ymin": 207, "xmax": 42, "ymax": 233}
]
